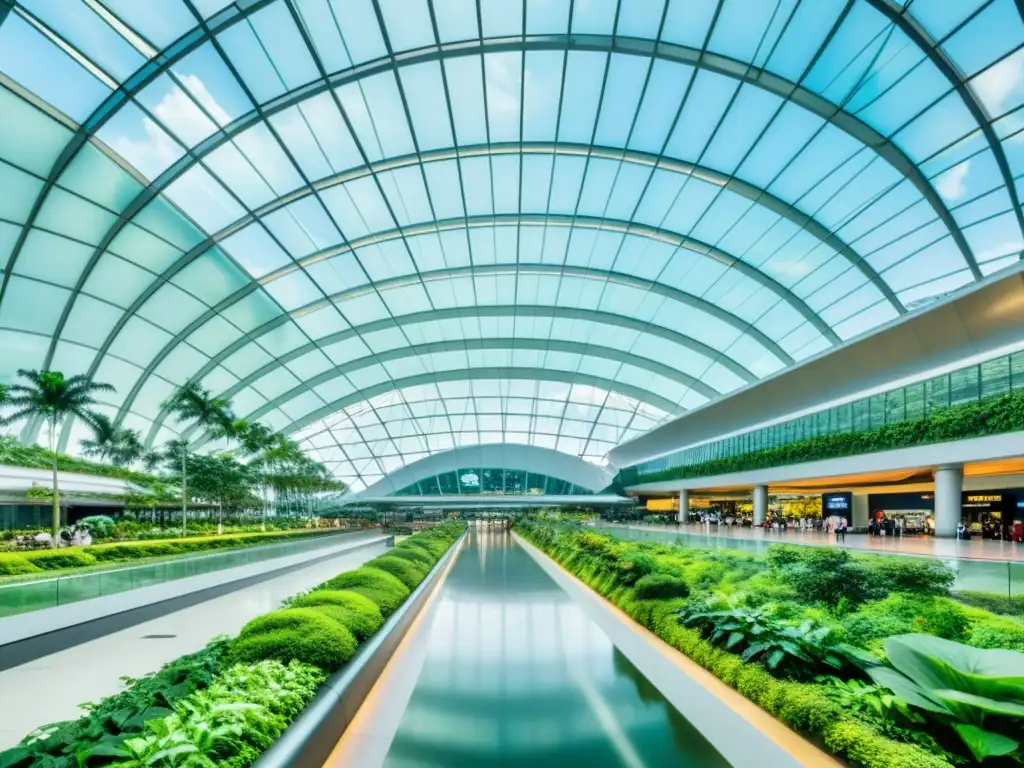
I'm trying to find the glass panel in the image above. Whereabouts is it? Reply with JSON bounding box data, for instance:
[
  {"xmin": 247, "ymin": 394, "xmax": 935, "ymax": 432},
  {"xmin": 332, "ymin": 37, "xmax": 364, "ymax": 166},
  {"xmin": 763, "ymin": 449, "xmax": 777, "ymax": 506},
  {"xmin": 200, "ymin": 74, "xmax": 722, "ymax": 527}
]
[{"xmin": 949, "ymin": 365, "xmax": 980, "ymax": 406}]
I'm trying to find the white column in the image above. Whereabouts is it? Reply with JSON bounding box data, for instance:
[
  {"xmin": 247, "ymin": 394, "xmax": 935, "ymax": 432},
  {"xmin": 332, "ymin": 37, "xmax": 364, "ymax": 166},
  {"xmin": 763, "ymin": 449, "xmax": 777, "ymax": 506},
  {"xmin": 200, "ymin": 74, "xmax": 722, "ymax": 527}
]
[
  {"xmin": 753, "ymin": 485, "xmax": 768, "ymax": 526},
  {"xmin": 934, "ymin": 464, "xmax": 963, "ymax": 538},
  {"xmin": 852, "ymin": 493, "xmax": 870, "ymax": 531},
  {"xmin": 677, "ymin": 489, "xmax": 689, "ymax": 524}
]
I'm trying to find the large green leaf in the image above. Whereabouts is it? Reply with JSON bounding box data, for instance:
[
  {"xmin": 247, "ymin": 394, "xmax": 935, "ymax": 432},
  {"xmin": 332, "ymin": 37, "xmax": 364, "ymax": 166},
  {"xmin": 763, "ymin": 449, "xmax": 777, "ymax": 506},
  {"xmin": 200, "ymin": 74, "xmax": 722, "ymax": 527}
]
[
  {"xmin": 886, "ymin": 635, "xmax": 1024, "ymax": 703},
  {"xmin": 0, "ymin": 747, "xmax": 32, "ymax": 768},
  {"xmin": 868, "ymin": 666, "xmax": 949, "ymax": 714},
  {"xmin": 953, "ymin": 724, "xmax": 1019, "ymax": 762},
  {"xmin": 937, "ymin": 689, "xmax": 1024, "ymax": 719}
]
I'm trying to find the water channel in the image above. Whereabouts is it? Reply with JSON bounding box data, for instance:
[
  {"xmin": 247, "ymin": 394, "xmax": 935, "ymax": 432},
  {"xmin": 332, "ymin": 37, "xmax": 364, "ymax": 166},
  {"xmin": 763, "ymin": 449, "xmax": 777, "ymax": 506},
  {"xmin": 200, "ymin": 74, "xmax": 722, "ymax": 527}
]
[{"xmin": 381, "ymin": 527, "xmax": 729, "ymax": 767}]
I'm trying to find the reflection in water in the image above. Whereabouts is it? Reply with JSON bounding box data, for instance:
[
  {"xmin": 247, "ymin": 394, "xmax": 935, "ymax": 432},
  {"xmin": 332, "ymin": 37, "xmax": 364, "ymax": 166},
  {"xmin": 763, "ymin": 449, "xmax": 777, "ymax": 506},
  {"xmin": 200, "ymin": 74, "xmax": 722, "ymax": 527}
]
[{"xmin": 383, "ymin": 528, "xmax": 730, "ymax": 768}]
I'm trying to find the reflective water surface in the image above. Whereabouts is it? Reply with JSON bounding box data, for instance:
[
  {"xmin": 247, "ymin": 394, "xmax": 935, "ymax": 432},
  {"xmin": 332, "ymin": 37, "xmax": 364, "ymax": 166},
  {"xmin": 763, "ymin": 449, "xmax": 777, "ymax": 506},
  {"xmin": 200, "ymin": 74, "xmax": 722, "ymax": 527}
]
[{"xmin": 383, "ymin": 528, "xmax": 730, "ymax": 768}]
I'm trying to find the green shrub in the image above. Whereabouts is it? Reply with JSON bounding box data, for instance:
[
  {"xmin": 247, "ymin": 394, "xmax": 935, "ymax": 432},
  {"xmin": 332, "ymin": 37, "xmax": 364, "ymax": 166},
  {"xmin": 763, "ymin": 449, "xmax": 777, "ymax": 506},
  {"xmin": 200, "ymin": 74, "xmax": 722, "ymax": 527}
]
[
  {"xmin": 633, "ymin": 572, "xmax": 690, "ymax": 600},
  {"xmin": 229, "ymin": 608, "xmax": 357, "ymax": 671},
  {"xmin": 22, "ymin": 548, "xmax": 97, "ymax": 570},
  {"xmin": 388, "ymin": 546, "xmax": 435, "ymax": 567},
  {"xmin": 291, "ymin": 590, "xmax": 384, "ymax": 641},
  {"xmin": 967, "ymin": 616, "xmax": 1024, "ymax": 651},
  {"xmin": 89, "ymin": 541, "xmax": 179, "ymax": 561},
  {"xmin": 365, "ymin": 555, "xmax": 427, "ymax": 589},
  {"xmin": 769, "ymin": 548, "xmax": 866, "ymax": 606},
  {"xmin": 612, "ymin": 548, "xmax": 656, "ymax": 586},
  {"xmin": 0, "ymin": 555, "xmax": 40, "ymax": 576},
  {"xmin": 843, "ymin": 595, "xmax": 970, "ymax": 648},
  {"xmin": 859, "ymin": 556, "xmax": 954, "ymax": 597},
  {"xmin": 320, "ymin": 567, "xmax": 410, "ymax": 616}
]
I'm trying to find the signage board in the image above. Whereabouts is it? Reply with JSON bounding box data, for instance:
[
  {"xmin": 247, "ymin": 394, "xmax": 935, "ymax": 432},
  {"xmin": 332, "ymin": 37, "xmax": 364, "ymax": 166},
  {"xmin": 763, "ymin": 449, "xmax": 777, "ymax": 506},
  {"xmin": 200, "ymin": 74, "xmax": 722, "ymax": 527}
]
[{"xmin": 821, "ymin": 492, "xmax": 852, "ymax": 523}]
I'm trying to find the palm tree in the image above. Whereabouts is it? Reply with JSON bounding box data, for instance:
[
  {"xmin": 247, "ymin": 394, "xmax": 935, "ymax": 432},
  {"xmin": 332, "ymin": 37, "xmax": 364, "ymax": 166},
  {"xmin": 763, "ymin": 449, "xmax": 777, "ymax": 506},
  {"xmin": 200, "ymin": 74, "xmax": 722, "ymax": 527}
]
[
  {"xmin": 161, "ymin": 383, "xmax": 233, "ymax": 536},
  {"xmin": 82, "ymin": 417, "xmax": 144, "ymax": 470},
  {"xmin": 0, "ymin": 370, "xmax": 114, "ymax": 545},
  {"xmin": 140, "ymin": 449, "xmax": 163, "ymax": 474},
  {"xmin": 113, "ymin": 429, "xmax": 144, "ymax": 467},
  {"xmin": 237, "ymin": 422, "xmax": 276, "ymax": 530},
  {"xmin": 81, "ymin": 413, "xmax": 120, "ymax": 462}
]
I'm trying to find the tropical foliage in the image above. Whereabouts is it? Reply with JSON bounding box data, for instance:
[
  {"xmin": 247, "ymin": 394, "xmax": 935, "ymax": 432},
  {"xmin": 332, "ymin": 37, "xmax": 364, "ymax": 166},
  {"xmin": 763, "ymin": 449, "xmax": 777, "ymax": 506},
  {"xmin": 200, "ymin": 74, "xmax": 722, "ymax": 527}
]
[
  {"xmin": 0, "ymin": 370, "xmax": 114, "ymax": 544},
  {"xmin": 516, "ymin": 521, "xmax": 1024, "ymax": 767},
  {"xmin": 868, "ymin": 635, "xmax": 1024, "ymax": 762},
  {"xmin": 0, "ymin": 369, "xmax": 345, "ymax": 541},
  {"xmin": 0, "ymin": 523, "xmax": 464, "ymax": 768},
  {"xmin": 628, "ymin": 389, "xmax": 1024, "ymax": 484}
]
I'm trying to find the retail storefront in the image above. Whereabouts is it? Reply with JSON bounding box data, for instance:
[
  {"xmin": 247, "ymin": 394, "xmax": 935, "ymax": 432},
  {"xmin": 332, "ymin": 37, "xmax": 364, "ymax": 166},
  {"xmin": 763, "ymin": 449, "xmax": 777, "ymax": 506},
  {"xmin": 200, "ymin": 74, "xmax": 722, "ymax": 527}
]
[{"xmin": 867, "ymin": 490, "xmax": 1024, "ymax": 537}]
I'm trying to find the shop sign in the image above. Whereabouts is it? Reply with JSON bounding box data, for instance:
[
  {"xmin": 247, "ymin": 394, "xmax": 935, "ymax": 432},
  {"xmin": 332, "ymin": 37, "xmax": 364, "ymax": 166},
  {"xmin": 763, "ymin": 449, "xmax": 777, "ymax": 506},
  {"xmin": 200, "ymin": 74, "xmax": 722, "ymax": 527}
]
[{"xmin": 962, "ymin": 493, "xmax": 1008, "ymax": 510}]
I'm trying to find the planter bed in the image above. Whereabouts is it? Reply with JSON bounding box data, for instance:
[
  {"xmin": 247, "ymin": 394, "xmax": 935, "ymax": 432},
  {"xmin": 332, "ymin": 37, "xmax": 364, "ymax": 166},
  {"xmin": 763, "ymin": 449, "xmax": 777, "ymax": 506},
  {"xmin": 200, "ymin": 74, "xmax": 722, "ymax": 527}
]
[
  {"xmin": 0, "ymin": 529, "xmax": 350, "ymax": 582},
  {"xmin": 0, "ymin": 522, "xmax": 464, "ymax": 768},
  {"xmin": 517, "ymin": 520, "xmax": 1024, "ymax": 768}
]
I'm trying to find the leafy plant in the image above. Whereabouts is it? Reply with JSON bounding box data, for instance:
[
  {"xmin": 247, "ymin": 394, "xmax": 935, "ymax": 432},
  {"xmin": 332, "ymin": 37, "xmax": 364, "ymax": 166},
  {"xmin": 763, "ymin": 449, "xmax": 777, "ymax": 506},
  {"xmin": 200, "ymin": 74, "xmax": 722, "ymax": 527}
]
[
  {"xmin": 681, "ymin": 596, "xmax": 873, "ymax": 680},
  {"xmin": 820, "ymin": 679, "xmax": 964, "ymax": 764},
  {"xmin": 869, "ymin": 634, "xmax": 1024, "ymax": 762},
  {"xmin": 0, "ymin": 640, "xmax": 228, "ymax": 767}
]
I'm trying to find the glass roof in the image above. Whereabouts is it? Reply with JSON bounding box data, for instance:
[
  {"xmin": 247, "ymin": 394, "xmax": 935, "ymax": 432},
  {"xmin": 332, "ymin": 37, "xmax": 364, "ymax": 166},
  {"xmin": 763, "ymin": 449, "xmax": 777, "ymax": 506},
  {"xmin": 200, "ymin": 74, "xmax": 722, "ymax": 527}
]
[{"xmin": 0, "ymin": 0, "xmax": 1021, "ymax": 491}]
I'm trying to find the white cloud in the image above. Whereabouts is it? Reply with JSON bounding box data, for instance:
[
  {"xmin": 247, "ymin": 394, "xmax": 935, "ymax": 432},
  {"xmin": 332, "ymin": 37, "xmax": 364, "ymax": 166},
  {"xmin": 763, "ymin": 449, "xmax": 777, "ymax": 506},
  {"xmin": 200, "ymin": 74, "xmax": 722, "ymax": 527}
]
[
  {"xmin": 107, "ymin": 77, "xmax": 229, "ymax": 181},
  {"xmin": 179, "ymin": 74, "xmax": 232, "ymax": 126},
  {"xmin": 765, "ymin": 259, "xmax": 813, "ymax": 280},
  {"xmin": 971, "ymin": 48, "xmax": 1024, "ymax": 115},
  {"xmin": 975, "ymin": 238, "xmax": 1024, "ymax": 264},
  {"xmin": 934, "ymin": 160, "xmax": 970, "ymax": 202},
  {"xmin": 107, "ymin": 116, "xmax": 183, "ymax": 181}
]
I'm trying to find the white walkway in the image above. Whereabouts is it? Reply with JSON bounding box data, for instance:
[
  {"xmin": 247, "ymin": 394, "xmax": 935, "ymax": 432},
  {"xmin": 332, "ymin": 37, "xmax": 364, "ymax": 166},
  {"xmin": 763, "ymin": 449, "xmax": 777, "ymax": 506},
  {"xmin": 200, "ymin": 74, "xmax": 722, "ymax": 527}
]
[{"xmin": 0, "ymin": 535, "xmax": 389, "ymax": 749}]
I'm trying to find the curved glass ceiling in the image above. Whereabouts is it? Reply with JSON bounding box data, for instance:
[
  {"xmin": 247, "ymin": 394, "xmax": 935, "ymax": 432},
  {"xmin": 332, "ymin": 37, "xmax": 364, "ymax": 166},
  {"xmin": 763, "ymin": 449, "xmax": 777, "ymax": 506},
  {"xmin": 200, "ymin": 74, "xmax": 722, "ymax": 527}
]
[{"xmin": 0, "ymin": 0, "xmax": 1022, "ymax": 492}]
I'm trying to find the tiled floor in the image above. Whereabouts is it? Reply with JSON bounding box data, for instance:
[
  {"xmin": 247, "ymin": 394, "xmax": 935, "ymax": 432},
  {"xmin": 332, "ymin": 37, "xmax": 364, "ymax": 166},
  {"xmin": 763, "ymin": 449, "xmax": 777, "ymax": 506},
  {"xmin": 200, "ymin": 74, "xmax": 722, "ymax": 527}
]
[
  {"xmin": 0, "ymin": 535, "xmax": 388, "ymax": 749},
  {"xmin": 616, "ymin": 523, "xmax": 1024, "ymax": 562}
]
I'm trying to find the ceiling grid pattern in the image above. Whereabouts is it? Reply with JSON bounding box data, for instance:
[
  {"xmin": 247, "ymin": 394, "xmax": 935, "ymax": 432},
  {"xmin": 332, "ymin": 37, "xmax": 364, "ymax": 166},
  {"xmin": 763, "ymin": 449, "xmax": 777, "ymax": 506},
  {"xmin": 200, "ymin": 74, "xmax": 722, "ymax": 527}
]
[{"xmin": 0, "ymin": 0, "xmax": 1021, "ymax": 490}]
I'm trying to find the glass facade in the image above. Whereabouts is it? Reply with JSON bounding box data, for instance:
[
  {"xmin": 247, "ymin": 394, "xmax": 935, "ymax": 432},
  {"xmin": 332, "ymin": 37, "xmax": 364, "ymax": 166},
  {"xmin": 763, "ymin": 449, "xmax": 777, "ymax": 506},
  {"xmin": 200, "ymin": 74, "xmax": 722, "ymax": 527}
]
[
  {"xmin": 631, "ymin": 350, "xmax": 1024, "ymax": 481},
  {"xmin": 392, "ymin": 467, "xmax": 592, "ymax": 496},
  {"xmin": 0, "ymin": 1, "xmax": 1020, "ymax": 491}
]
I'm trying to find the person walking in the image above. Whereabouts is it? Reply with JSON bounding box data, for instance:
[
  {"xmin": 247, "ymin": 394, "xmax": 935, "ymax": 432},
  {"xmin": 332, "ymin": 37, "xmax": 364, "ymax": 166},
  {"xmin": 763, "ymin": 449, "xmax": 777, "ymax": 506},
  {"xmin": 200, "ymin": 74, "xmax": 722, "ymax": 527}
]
[{"xmin": 838, "ymin": 519, "xmax": 847, "ymax": 542}]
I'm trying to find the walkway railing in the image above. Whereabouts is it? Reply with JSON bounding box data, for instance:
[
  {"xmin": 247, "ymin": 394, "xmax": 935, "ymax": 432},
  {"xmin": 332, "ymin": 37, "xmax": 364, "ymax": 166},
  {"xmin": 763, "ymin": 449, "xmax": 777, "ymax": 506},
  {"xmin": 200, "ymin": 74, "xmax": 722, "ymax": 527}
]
[{"xmin": 0, "ymin": 530, "xmax": 360, "ymax": 618}]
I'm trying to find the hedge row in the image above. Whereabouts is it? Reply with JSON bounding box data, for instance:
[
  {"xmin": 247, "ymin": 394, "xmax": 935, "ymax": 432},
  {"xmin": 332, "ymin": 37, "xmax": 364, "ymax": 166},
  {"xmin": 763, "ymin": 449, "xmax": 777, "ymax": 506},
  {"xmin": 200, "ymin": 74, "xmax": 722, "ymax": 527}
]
[
  {"xmin": 0, "ymin": 528, "xmax": 344, "ymax": 576},
  {"xmin": 629, "ymin": 389, "xmax": 1024, "ymax": 483},
  {"xmin": 0, "ymin": 523, "xmax": 465, "ymax": 768},
  {"xmin": 230, "ymin": 523, "xmax": 464, "ymax": 671},
  {"xmin": 517, "ymin": 523, "xmax": 953, "ymax": 768}
]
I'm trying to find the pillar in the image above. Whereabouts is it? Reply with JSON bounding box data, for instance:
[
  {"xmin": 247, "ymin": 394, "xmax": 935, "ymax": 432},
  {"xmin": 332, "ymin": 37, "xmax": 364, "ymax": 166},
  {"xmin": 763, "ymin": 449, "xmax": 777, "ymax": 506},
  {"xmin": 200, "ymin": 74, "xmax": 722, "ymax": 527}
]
[
  {"xmin": 677, "ymin": 489, "xmax": 689, "ymax": 524},
  {"xmin": 934, "ymin": 464, "xmax": 963, "ymax": 538},
  {"xmin": 852, "ymin": 493, "xmax": 870, "ymax": 531},
  {"xmin": 753, "ymin": 485, "xmax": 768, "ymax": 526}
]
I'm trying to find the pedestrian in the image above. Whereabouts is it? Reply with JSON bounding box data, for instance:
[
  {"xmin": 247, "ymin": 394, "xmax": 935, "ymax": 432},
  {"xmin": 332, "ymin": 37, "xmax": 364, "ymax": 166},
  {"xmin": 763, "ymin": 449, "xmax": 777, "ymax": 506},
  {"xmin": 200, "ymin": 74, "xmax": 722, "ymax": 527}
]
[{"xmin": 838, "ymin": 519, "xmax": 847, "ymax": 542}]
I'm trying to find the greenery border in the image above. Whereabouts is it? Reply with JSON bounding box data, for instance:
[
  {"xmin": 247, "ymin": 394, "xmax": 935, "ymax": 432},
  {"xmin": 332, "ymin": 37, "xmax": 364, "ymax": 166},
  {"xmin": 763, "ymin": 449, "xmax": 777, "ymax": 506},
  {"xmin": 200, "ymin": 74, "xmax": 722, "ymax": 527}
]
[{"xmin": 625, "ymin": 390, "xmax": 1024, "ymax": 485}]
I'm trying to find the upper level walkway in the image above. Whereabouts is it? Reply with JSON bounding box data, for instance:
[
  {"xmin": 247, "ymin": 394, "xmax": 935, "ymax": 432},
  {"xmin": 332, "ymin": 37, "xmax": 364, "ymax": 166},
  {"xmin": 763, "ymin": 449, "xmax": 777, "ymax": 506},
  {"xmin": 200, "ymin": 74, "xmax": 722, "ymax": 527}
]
[{"xmin": 610, "ymin": 522, "xmax": 1024, "ymax": 563}]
